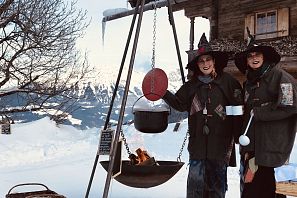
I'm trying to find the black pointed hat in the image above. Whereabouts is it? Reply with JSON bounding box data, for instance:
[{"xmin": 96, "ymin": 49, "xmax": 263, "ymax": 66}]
[
  {"xmin": 186, "ymin": 33, "xmax": 229, "ymax": 74},
  {"xmin": 234, "ymin": 28, "xmax": 281, "ymax": 74}
]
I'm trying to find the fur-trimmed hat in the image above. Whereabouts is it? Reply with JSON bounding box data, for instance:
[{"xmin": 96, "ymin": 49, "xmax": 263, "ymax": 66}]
[
  {"xmin": 186, "ymin": 33, "xmax": 229, "ymax": 74},
  {"xmin": 234, "ymin": 28, "xmax": 281, "ymax": 74}
]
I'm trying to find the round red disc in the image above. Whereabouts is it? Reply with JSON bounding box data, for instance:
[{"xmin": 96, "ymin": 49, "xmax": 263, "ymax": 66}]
[{"xmin": 142, "ymin": 68, "xmax": 168, "ymax": 101}]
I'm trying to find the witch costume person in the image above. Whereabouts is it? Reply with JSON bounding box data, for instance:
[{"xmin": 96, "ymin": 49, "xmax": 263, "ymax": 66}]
[
  {"xmin": 162, "ymin": 33, "xmax": 244, "ymax": 198},
  {"xmin": 235, "ymin": 31, "xmax": 297, "ymax": 198}
]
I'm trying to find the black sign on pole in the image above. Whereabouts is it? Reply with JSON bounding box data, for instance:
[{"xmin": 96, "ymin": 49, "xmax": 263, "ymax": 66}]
[
  {"xmin": 1, "ymin": 124, "xmax": 11, "ymax": 134},
  {"xmin": 98, "ymin": 128, "xmax": 114, "ymax": 155},
  {"xmin": 173, "ymin": 122, "xmax": 181, "ymax": 132}
]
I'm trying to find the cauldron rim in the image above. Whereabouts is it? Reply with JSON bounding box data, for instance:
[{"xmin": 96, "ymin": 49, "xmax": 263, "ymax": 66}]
[{"xmin": 132, "ymin": 96, "xmax": 170, "ymax": 113}]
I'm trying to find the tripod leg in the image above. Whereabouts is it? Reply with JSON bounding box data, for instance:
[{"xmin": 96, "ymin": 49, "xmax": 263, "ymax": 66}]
[
  {"xmin": 102, "ymin": 0, "xmax": 146, "ymax": 197},
  {"xmin": 84, "ymin": 1, "xmax": 141, "ymax": 197},
  {"xmin": 167, "ymin": 0, "xmax": 185, "ymax": 84}
]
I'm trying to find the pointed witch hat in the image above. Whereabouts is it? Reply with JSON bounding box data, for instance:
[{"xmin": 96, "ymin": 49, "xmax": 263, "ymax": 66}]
[
  {"xmin": 186, "ymin": 33, "xmax": 229, "ymax": 75},
  {"xmin": 234, "ymin": 27, "xmax": 281, "ymax": 74}
]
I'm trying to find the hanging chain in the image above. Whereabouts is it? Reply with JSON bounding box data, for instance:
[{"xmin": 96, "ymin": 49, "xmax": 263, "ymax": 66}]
[
  {"xmin": 177, "ymin": 129, "xmax": 189, "ymax": 162},
  {"xmin": 120, "ymin": 128, "xmax": 132, "ymax": 155},
  {"xmin": 120, "ymin": 2, "xmax": 157, "ymax": 156},
  {"xmin": 150, "ymin": 0, "xmax": 157, "ymax": 94},
  {"xmin": 151, "ymin": 0, "xmax": 157, "ymax": 70}
]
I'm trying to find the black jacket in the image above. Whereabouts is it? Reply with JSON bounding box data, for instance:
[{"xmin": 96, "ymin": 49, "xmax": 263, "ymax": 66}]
[
  {"xmin": 163, "ymin": 72, "xmax": 243, "ymax": 165},
  {"xmin": 241, "ymin": 65, "xmax": 297, "ymax": 167}
]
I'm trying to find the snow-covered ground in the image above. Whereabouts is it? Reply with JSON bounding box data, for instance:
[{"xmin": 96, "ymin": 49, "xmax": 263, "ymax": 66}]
[{"xmin": 0, "ymin": 117, "xmax": 296, "ymax": 197}]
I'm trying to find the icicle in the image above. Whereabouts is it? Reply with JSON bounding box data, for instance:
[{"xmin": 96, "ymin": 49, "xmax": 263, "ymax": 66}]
[
  {"xmin": 102, "ymin": 20, "xmax": 106, "ymax": 46},
  {"xmin": 101, "ymin": 8, "xmax": 130, "ymax": 46}
]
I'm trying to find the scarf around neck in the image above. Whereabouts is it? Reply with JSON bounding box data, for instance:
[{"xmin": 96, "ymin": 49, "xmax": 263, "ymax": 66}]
[
  {"xmin": 198, "ymin": 75, "xmax": 214, "ymax": 84},
  {"xmin": 247, "ymin": 62, "xmax": 272, "ymax": 84}
]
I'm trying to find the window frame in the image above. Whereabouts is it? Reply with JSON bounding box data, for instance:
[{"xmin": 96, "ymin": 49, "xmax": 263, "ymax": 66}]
[
  {"xmin": 244, "ymin": 8, "xmax": 289, "ymax": 40},
  {"xmin": 255, "ymin": 10, "xmax": 278, "ymax": 40}
]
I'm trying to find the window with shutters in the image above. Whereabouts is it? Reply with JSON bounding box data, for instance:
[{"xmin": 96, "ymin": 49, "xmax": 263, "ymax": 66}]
[
  {"xmin": 244, "ymin": 8, "xmax": 289, "ymax": 40},
  {"xmin": 256, "ymin": 11, "xmax": 277, "ymax": 39}
]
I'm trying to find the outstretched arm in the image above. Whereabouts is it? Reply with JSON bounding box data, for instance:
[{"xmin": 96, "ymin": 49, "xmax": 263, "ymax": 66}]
[{"xmin": 162, "ymin": 84, "xmax": 190, "ymax": 112}]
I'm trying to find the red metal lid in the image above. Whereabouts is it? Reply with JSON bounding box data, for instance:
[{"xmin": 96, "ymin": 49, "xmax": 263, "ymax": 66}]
[{"xmin": 142, "ymin": 68, "xmax": 168, "ymax": 101}]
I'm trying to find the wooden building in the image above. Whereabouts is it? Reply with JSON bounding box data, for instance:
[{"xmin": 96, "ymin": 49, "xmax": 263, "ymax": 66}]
[{"xmin": 169, "ymin": 0, "xmax": 297, "ymax": 81}]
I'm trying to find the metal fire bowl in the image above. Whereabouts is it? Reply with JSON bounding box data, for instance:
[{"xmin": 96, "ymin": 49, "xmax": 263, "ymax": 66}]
[{"xmin": 100, "ymin": 160, "xmax": 184, "ymax": 188}]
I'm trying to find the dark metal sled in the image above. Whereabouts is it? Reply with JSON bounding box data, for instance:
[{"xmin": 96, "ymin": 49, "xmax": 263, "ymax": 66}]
[{"xmin": 100, "ymin": 160, "xmax": 184, "ymax": 188}]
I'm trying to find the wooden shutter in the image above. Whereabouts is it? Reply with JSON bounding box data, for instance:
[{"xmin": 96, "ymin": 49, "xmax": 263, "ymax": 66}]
[
  {"xmin": 278, "ymin": 8, "xmax": 289, "ymax": 37},
  {"xmin": 244, "ymin": 14, "xmax": 255, "ymax": 39}
]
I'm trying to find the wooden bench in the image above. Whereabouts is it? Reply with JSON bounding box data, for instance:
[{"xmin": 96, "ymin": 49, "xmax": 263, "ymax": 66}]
[{"xmin": 276, "ymin": 181, "xmax": 297, "ymax": 197}]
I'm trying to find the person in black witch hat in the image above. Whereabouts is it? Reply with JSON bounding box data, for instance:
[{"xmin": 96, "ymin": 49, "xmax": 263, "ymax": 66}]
[
  {"xmin": 162, "ymin": 33, "xmax": 244, "ymax": 198},
  {"xmin": 234, "ymin": 29, "xmax": 297, "ymax": 198}
]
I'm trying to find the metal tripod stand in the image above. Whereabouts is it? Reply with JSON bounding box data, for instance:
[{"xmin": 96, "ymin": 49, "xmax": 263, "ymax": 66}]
[{"xmin": 85, "ymin": 0, "xmax": 185, "ymax": 197}]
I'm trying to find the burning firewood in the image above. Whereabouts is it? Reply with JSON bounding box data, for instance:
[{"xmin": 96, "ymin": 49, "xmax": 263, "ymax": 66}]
[{"xmin": 128, "ymin": 148, "xmax": 158, "ymax": 166}]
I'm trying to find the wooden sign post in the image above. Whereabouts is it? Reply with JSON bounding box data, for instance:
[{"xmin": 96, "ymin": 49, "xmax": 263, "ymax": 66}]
[{"xmin": 113, "ymin": 140, "xmax": 122, "ymax": 177}]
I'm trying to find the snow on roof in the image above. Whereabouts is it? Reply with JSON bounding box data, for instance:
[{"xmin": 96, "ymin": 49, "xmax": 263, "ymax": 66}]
[{"xmin": 103, "ymin": 8, "xmax": 130, "ymax": 17}]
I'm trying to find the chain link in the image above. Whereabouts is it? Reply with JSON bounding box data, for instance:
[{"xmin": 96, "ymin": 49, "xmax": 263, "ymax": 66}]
[
  {"xmin": 120, "ymin": 129, "xmax": 132, "ymax": 155},
  {"xmin": 177, "ymin": 129, "xmax": 189, "ymax": 162}
]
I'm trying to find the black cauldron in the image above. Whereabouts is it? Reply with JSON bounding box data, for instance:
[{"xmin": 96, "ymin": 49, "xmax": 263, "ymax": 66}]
[
  {"xmin": 132, "ymin": 96, "xmax": 170, "ymax": 133},
  {"xmin": 134, "ymin": 110, "xmax": 169, "ymax": 133}
]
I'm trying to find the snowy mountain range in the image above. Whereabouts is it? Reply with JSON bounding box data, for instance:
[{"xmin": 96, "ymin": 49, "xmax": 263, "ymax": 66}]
[{"xmin": 2, "ymin": 68, "xmax": 186, "ymax": 129}]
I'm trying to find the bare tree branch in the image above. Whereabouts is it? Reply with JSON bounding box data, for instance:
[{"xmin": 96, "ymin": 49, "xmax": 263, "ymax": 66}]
[{"xmin": 0, "ymin": 0, "xmax": 91, "ymax": 119}]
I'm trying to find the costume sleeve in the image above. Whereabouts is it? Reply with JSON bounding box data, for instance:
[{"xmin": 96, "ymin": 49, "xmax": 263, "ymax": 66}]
[
  {"xmin": 162, "ymin": 84, "xmax": 190, "ymax": 112},
  {"xmin": 253, "ymin": 70, "xmax": 297, "ymax": 121}
]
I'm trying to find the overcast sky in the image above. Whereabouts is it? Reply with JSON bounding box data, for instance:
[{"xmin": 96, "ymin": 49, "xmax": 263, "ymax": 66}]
[{"xmin": 76, "ymin": 0, "xmax": 210, "ymax": 73}]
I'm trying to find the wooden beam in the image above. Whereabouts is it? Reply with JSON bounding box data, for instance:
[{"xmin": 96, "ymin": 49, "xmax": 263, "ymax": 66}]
[{"xmin": 102, "ymin": 0, "xmax": 192, "ymax": 22}]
